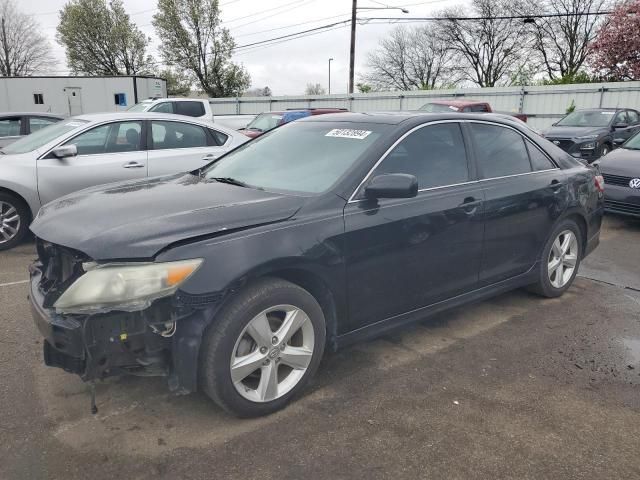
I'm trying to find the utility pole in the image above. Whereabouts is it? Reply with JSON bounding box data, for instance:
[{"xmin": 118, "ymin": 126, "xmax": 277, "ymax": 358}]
[
  {"xmin": 348, "ymin": 0, "xmax": 357, "ymax": 94},
  {"xmin": 328, "ymin": 58, "xmax": 333, "ymax": 95}
]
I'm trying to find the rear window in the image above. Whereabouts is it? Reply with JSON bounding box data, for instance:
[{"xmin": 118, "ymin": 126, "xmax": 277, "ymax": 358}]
[{"xmin": 175, "ymin": 101, "xmax": 205, "ymax": 117}]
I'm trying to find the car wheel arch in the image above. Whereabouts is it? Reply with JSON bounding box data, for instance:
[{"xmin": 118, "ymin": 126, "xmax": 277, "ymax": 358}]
[
  {"xmin": 556, "ymin": 211, "xmax": 588, "ymax": 253},
  {"xmin": 216, "ymin": 263, "xmax": 340, "ymax": 351}
]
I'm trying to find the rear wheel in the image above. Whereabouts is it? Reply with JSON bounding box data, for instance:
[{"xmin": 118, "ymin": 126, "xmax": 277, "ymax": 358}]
[
  {"xmin": 199, "ymin": 278, "xmax": 326, "ymax": 417},
  {"xmin": 0, "ymin": 193, "xmax": 29, "ymax": 251},
  {"xmin": 528, "ymin": 219, "xmax": 582, "ymax": 298}
]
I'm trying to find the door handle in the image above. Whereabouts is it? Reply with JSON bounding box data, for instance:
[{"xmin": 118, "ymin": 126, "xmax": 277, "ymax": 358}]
[
  {"xmin": 123, "ymin": 161, "xmax": 145, "ymax": 169},
  {"xmin": 550, "ymin": 179, "xmax": 564, "ymax": 191},
  {"xmin": 202, "ymin": 154, "xmax": 218, "ymax": 161},
  {"xmin": 460, "ymin": 197, "xmax": 481, "ymax": 215}
]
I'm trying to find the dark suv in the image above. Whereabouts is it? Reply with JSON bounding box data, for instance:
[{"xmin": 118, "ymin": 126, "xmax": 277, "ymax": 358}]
[{"xmin": 542, "ymin": 108, "xmax": 640, "ymax": 162}]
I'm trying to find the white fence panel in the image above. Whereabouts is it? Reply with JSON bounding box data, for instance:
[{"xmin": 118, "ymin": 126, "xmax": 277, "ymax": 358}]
[{"xmin": 212, "ymin": 82, "xmax": 640, "ymax": 129}]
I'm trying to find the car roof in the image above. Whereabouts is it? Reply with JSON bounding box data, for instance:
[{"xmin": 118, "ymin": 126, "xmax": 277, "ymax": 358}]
[
  {"xmin": 70, "ymin": 112, "xmax": 237, "ymax": 134},
  {"xmin": 300, "ymin": 111, "xmax": 529, "ymax": 126},
  {"xmin": 0, "ymin": 112, "xmax": 64, "ymax": 118}
]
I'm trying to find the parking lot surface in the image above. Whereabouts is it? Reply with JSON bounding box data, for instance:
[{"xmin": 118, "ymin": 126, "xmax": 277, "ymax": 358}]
[{"xmin": 1, "ymin": 215, "xmax": 639, "ymax": 480}]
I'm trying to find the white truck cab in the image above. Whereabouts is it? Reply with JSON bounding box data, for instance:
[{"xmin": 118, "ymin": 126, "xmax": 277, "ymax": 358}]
[{"xmin": 127, "ymin": 98, "xmax": 254, "ymax": 130}]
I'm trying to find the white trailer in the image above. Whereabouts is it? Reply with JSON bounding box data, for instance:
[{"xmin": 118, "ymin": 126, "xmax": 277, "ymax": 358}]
[{"xmin": 0, "ymin": 76, "xmax": 167, "ymax": 116}]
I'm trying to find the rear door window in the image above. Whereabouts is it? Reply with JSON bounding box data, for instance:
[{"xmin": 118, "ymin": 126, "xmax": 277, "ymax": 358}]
[
  {"xmin": 470, "ymin": 123, "xmax": 532, "ymax": 178},
  {"xmin": 151, "ymin": 121, "xmax": 208, "ymax": 150},
  {"xmin": 175, "ymin": 101, "xmax": 205, "ymax": 117},
  {"xmin": 526, "ymin": 141, "xmax": 556, "ymax": 171},
  {"xmin": 373, "ymin": 122, "xmax": 469, "ymax": 189},
  {"xmin": 208, "ymin": 128, "xmax": 229, "ymax": 146},
  {"xmin": 0, "ymin": 117, "xmax": 22, "ymax": 137}
]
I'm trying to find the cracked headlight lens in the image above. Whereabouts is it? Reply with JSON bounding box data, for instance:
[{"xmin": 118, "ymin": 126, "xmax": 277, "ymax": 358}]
[{"xmin": 54, "ymin": 259, "xmax": 203, "ymax": 314}]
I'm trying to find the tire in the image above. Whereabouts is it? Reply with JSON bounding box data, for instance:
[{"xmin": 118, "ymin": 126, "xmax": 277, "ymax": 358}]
[
  {"xmin": 599, "ymin": 143, "xmax": 611, "ymax": 158},
  {"xmin": 199, "ymin": 277, "xmax": 326, "ymax": 417},
  {"xmin": 0, "ymin": 192, "xmax": 30, "ymax": 251},
  {"xmin": 528, "ymin": 219, "xmax": 583, "ymax": 298}
]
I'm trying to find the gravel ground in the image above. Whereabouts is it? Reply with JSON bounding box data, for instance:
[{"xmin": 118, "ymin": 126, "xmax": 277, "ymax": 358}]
[{"xmin": 1, "ymin": 215, "xmax": 639, "ymax": 480}]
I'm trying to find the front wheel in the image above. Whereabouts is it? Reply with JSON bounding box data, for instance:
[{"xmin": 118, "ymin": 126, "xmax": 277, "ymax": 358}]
[
  {"xmin": 528, "ymin": 220, "xmax": 582, "ymax": 298},
  {"xmin": 599, "ymin": 143, "xmax": 610, "ymax": 157},
  {"xmin": 199, "ymin": 278, "xmax": 326, "ymax": 417}
]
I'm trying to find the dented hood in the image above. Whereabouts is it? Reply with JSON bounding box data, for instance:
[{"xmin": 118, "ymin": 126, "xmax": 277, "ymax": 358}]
[{"xmin": 30, "ymin": 173, "xmax": 304, "ymax": 260}]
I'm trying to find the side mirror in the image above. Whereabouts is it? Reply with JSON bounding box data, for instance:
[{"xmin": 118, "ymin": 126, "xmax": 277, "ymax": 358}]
[
  {"xmin": 613, "ymin": 123, "xmax": 629, "ymax": 130},
  {"xmin": 364, "ymin": 173, "xmax": 418, "ymax": 200},
  {"xmin": 51, "ymin": 144, "xmax": 77, "ymax": 158}
]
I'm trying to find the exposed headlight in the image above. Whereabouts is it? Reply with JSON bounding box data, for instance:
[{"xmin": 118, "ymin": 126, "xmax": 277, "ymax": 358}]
[
  {"xmin": 580, "ymin": 142, "xmax": 596, "ymax": 149},
  {"xmin": 576, "ymin": 134, "xmax": 598, "ymax": 140},
  {"xmin": 54, "ymin": 259, "xmax": 203, "ymax": 314}
]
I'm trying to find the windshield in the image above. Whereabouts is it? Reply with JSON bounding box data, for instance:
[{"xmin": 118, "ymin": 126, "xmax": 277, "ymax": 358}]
[
  {"xmin": 622, "ymin": 131, "xmax": 640, "ymax": 150},
  {"xmin": 245, "ymin": 113, "xmax": 284, "ymax": 132},
  {"xmin": 204, "ymin": 121, "xmax": 387, "ymax": 194},
  {"xmin": 557, "ymin": 110, "xmax": 615, "ymax": 127},
  {"xmin": 126, "ymin": 102, "xmax": 152, "ymax": 112},
  {"xmin": 419, "ymin": 103, "xmax": 460, "ymax": 113},
  {"xmin": 2, "ymin": 119, "xmax": 88, "ymax": 154}
]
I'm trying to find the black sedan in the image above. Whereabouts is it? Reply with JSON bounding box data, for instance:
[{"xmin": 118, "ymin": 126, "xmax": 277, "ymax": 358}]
[
  {"xmin": 28, "ymin": 113, "xmax": 604, "ymax": 417},
  {"xmin": 596, "ymin": 131, "xmax": 640, "ymax": 217},
  {"xmin": 542, "ymin": 108, "xmax": 640, "ymax": 162}
]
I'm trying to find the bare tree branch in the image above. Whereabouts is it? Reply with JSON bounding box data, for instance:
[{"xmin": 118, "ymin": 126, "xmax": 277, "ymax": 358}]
[{"xmin": 0, "ymin": 0, "xmax": 56, "ymax": 76}]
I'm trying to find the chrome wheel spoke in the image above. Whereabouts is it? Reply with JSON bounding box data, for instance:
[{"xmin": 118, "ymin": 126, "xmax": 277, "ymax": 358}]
[
  {"xmin": 3, "ymin": 214, "xmax": 19, "ymax": 223},
  {"xmin": 280, "ymin": 346, "xmax": 313, "ymax": 370},
  {"xmin": 276, "ymin": 308, "xmax": 308, "ymax": 344},
  {"xmin": 548, "ymin": 257, "xmax": 562, "ymax": 274},
  {"xmin": 4, "ymin": 206, "xmax": 16, "ymax": 217},
  {"xmin": 560, "ymin": 234, "xmax": 572, "ymax": 255},
  {"xmin": 0, "ymin": 228, "xmax": 10, "ymax": 241},
  {"xmin": 245, "ymin": 312, "xmax": 273, "ymax": 347},
  {"xmin": 231, "ymin": 350, "xmax": 266, "ymax": 384},
  {"xmin": 563, "ymin": 253, "xmax": 577, "ymax": 268},
  {"xmin": 552, "ymin": 238, "xmax": 562, "ymax": 258},
  {"xmin": 257, "ymin": 362, "xmax": 279, "ymax": 402}
]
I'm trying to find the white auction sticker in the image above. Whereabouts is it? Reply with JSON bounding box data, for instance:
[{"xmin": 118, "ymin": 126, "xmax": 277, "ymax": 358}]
[{"xmin": 325, "ymin": 128, "xmax": 372, "ymax": 139}]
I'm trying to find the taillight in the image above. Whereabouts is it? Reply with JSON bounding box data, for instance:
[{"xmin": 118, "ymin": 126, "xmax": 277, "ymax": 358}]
[{"xmin": 594, "ymin": 174, "xmax": 605, "ymax": 193}]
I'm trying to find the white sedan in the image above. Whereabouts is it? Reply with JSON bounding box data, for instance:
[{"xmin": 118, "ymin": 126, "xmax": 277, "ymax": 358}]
[{"xmin": 0, "ymin": 112, "xmax": 248, "ymax": 250}]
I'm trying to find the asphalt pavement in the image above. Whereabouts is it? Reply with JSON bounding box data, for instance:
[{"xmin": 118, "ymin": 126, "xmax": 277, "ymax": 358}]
[{"xmin": 1, "ymin": 215, "xmax": 639, "ymax": 480}]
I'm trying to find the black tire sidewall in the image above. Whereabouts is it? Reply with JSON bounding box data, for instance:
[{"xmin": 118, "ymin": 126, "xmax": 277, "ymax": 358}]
[
  {"xmin": 200, "ymin": 278, "xmax": 326, "ymax": 417},
  {"xmin": 0, "ymin": 193, "xmax": 29, "ymax": 251},
  {"xmin": 537, "ymin": 220, "xmax": 582, "ymax": 297}
]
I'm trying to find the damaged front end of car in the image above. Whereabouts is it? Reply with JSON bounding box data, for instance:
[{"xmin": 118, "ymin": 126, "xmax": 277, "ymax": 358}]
[{"xmin": 29, "ymin": 239, "xmax": 218, "ymax": 409}]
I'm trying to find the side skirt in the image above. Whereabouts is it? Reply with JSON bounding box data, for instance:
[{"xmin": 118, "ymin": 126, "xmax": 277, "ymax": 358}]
[{"xmin": 334, "ymin": 265, "xmax": 539, "ymax": 349}]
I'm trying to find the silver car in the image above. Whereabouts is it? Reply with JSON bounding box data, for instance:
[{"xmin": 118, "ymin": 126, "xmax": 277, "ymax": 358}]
[{"xmin": 0, "ymin": 112, "xmax": 248, "ymax": 250}]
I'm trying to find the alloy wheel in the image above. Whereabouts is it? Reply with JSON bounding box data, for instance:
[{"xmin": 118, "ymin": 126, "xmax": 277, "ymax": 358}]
[
  {"xmin": 230, "ymin": 304, "xmax": 315, "ymax": 403},
  {"xmin": 0, "ymin": 201, "xmax": 21, "ymax": 245},
  {"xmin": 547, "ymin": 230, "xmax": 578, "ymax": 289}
]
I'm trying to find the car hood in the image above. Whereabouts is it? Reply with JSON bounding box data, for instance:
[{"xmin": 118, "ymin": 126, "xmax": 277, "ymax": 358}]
[
  {"xmin": 30, "ymin": 173, "xmax": 305, "ymax": 260},
  {"xmin": 597, "ymin": 148, "xmax": 640, "ymax": 176},
  {"xmin": 543, "ymin": 126, "xmax": 606, "ymax": 138}
]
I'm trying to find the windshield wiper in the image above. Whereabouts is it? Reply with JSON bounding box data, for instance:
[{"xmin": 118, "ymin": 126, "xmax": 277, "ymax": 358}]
[{"xmin": 210, "ymin": 177, "xmax": 252, "ymax": 188}]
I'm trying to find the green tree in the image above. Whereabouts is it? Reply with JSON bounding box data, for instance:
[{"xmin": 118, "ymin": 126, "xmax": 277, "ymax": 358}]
[
  {"xmin": 153, "ymin": 0, "xmax": 250, "ymax": 97},
  {"xmin": 356, "ymin": 83, "xmax": 372, "ymax": 93},
  {"xmin": 57, "ymin": 0, "xmax": 154, "ymax": 75},
  {"xmin": 159, "ymin": 67, "xmax": 192, "ymax": 96}
]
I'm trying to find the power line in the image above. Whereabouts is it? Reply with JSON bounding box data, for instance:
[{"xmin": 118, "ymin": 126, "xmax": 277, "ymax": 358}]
[
  {"xmin": 234, "ymin": 20, "xmax": 351, "ymax": 50},
  {"xmin": 362, "ymin": 11, "xmax": 613, "ymax": 22},
  {"xmin": 234, "ymin": 13, "xmax": 351, "ymax": 38}
]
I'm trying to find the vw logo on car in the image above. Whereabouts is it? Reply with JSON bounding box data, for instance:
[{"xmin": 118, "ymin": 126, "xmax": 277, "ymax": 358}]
[{"xmin": 630, "ymin": 178, "xmax": 640, "ymax": 189}]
